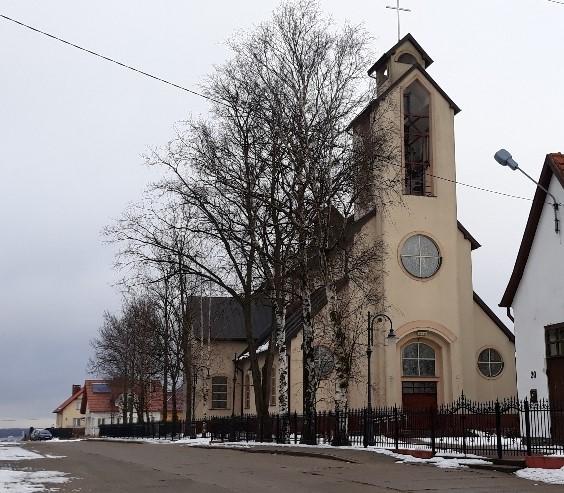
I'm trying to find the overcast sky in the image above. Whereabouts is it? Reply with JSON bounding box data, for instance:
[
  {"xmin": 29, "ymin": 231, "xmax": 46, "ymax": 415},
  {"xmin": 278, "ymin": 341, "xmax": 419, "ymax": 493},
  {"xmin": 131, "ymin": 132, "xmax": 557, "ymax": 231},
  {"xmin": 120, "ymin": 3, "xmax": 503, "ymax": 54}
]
[{"xmin": 1, "ymin": 0, "xmax": 563, "ymax": 428}]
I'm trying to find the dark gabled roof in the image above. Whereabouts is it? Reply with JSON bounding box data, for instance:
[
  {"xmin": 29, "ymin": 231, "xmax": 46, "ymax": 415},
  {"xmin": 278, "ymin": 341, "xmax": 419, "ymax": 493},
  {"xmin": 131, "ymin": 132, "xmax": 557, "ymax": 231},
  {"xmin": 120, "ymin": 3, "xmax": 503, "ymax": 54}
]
[
  {"xmin": 190, "ymin": 297, "xmax": 272, "ymax": 341},
  {"xmin": 457, "ymin": 221, "xmax": 481, "ymax": 250},
  {"xmin": 500, "ymin": 153, "xmax": 564, "ymax": 308},
  {"xmin": 473, "ymin": 292, "xmax": 515, "ymax": 343},
  {"xmin": 367, "ymin": 33, "xmax": 433, "ymax": 75},
  {"xmin": 348, "ymin": 63, "xmax": 461, "ymax": 131}
]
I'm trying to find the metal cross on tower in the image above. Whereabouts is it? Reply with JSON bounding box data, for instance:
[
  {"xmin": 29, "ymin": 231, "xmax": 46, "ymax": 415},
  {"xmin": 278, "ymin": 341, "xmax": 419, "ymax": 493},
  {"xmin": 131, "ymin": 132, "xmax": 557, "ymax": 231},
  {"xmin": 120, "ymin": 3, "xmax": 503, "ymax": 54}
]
[{"xmin": 386, "ymin": 0, "xmax": 411, "ymax": 41}]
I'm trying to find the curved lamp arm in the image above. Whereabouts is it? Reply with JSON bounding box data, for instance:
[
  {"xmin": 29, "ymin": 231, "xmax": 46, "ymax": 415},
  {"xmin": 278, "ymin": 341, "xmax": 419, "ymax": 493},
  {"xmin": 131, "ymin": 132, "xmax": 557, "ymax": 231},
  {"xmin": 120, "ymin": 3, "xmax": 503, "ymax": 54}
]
[{"xmin": 368, "ymin": 312, "xmax": 397, "ymax": 342}]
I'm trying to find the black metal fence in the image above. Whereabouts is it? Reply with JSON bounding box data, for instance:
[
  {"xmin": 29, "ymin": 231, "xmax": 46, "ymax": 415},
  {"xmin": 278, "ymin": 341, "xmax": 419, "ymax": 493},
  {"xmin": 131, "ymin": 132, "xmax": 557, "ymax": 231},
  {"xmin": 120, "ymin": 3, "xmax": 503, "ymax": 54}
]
[
  {"xmin": 49, "ymin": 427, "xmax": 85, "ymax": 439},
  {"xmin": 99, "ymin": 397, "xmax": 564, "ymax": 459}
]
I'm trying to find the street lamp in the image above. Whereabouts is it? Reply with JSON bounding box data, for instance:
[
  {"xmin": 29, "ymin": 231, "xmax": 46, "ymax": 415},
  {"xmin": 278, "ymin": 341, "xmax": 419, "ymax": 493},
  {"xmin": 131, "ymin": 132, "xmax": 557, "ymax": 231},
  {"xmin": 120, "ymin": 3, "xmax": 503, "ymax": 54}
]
[
  {"xmin": 494, "ymin": 149, "xmax": 560, "ymax": 234},
  {"xmin": 365, "ymin": 312, "xmax": 396, "ymax": 447}
]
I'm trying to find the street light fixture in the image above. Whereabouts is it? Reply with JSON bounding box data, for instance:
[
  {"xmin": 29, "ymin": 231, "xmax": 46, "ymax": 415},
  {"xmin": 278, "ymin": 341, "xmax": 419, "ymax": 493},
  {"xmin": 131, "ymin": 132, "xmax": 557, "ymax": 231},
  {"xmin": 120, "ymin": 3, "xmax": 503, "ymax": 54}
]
[
  {"xmin": 494, "ymin": 149, "xmax": 560, "ymax": 234},
  {"xmin": 365, "ymin": 312, "xmax": 396, "ymax": 447}
]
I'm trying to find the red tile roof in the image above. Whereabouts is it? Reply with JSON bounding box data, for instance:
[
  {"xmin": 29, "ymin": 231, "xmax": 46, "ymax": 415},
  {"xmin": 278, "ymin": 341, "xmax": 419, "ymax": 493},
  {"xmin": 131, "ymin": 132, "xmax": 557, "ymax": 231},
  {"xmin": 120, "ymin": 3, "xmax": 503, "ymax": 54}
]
[
  {"xmin": 52, "ymin": 387, "xmax": 83, "ymax": 414},
  {"xmin": 80, "ymin": 379, "xmax": 163, "ymax": 414}
]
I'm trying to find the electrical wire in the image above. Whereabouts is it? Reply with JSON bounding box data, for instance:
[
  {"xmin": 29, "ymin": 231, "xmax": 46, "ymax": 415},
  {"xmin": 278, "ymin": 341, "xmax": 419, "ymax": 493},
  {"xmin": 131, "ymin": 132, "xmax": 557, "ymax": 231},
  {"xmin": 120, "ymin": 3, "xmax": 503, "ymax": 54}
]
[
  {"xmin": 1, "ymin": 13, "xmax": 561, "ymax": 206},
  {"xmin": 0, "ymin": 13, "xmax": 226, "ymax": 106}
]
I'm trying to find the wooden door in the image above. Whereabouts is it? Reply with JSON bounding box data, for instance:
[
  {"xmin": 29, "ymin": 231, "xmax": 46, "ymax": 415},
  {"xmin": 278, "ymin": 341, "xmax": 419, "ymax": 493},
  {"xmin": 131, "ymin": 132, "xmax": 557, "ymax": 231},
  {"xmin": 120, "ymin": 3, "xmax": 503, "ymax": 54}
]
[
  {"xmin": 546, "ymin": 324, "xmax": 564, "ymax": 443},
  {"xmin": 402, "ymin": 381, "xmax": 437, "ymax": 411}
]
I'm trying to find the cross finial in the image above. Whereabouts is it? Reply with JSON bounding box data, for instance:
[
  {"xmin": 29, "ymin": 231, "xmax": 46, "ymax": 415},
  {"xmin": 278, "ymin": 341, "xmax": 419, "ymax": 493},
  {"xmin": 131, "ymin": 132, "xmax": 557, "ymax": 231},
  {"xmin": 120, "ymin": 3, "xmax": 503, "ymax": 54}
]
[{"xmin": 386, "ymin": 0, "xmax": 411, "ymax": 41}]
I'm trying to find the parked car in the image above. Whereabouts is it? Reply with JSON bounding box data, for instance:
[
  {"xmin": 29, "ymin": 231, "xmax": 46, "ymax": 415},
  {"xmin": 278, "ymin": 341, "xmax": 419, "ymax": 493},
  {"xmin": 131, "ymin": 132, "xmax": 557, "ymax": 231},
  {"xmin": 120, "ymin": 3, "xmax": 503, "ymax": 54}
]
[{"xmin": 30, "ymin": 429, "xmax": 53, "ymax": 441}]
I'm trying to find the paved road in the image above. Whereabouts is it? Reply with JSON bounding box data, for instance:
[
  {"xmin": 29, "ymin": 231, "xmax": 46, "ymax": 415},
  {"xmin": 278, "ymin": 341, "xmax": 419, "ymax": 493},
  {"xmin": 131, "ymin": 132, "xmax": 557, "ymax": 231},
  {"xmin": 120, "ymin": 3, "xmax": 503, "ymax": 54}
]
[{"xmin": 6, "ymin": 441, "xmax": 562, "ymax": 492}]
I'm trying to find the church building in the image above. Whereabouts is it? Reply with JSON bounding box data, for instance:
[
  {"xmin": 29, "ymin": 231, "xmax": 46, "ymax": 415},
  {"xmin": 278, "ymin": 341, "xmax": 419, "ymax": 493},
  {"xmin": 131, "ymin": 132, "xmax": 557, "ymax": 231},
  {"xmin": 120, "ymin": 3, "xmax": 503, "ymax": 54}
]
[{"xmin": 191, "ymin": 34, "xmax": 517, "ymax": 420}]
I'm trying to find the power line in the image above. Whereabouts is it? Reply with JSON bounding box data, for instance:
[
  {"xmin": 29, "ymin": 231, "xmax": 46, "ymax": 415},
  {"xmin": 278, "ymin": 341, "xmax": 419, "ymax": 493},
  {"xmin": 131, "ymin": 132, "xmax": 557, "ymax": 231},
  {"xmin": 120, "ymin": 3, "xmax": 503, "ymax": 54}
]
[
  {"xmin": 1, "ymin": 13, "xmax": 558, "ymax": 205},
  {"xmin": 0, "ymin": 13, "xmax": 226, "ymax": 106}
]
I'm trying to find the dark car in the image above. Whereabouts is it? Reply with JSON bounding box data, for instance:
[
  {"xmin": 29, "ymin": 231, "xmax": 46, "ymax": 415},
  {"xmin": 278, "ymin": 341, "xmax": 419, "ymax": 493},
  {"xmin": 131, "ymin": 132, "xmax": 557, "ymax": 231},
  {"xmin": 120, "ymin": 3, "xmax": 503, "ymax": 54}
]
[{"xmin": 30, "ymin": 429, "xmax": 53, "ymax": 441}]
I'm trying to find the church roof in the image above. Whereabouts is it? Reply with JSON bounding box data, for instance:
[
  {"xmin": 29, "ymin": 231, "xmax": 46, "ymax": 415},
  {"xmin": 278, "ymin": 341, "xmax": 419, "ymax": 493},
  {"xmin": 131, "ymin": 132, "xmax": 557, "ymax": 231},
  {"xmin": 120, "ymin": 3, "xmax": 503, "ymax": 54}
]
[
  {"xmin": 457, "ymin": 221, "xmax": 481, "ymax": 250},
  {"xmin": 499, "ymin": 153, "xmax": 564, "ymax": 308},
  {"xmin": 473, "ymin": 292, "xmax": 514, "ymax": 343},
  {"xmin": 190, "ymin": 297, "xmax": 272, "ymax": 341},
  {"xmin": 367, "ymin": 33, "xmax": 433, "ymax": 76},
  {"xmin": 348, "ymin": 63, "xmax": 461, "ymax": 131}
]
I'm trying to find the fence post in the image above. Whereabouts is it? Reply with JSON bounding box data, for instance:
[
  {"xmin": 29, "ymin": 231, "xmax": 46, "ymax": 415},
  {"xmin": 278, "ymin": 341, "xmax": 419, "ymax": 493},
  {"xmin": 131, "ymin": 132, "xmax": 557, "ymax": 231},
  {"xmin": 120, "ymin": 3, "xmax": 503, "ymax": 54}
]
[
  {"xmin": 293, "ymin": 412, "xmax": 298, "ymax": 444},
  {"xmin": 430, "ymin": 407, "xmax": 436, "ymax": 456},
  {"xmin": 495, "ymin": 400, "xmax": 503, "ymax": 460},
  {"xmin": 363, "ymin": 408, "xmax": 368, "ymax": 448},
  {"xmin": 393, "ymin": 405, "xmax": 399, "ymax": 451},
  {"xmin": 524, "ymin": 398, "xmax": 532, "ymax": 456}
]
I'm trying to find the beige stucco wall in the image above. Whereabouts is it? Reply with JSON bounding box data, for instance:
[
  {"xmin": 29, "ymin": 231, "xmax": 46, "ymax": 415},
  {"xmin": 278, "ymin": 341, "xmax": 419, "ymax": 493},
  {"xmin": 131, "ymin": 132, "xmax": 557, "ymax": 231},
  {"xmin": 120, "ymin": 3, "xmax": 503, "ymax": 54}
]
[
  {"xmin": 55, "ymin": 396, "xmax": 84, "ymax": 428},
  {"xmin": 193, "ymin": 340, "xmax": 247, "ymax": 419}
]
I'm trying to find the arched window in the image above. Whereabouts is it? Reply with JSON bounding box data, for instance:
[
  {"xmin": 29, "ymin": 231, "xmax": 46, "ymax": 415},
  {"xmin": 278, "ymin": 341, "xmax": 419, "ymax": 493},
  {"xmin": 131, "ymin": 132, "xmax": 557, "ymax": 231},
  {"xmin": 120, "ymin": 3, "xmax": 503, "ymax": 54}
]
[
  {"xmin": 398, "ymin": 53, "xmax": 418, "ymax": 65},
  {"xmin": 402, "ymin": 342, "xmax": 435, "ymax": 376},
  {"xmin": 403, "ymin": 81, "xmax": 430, "ymax": 195}
]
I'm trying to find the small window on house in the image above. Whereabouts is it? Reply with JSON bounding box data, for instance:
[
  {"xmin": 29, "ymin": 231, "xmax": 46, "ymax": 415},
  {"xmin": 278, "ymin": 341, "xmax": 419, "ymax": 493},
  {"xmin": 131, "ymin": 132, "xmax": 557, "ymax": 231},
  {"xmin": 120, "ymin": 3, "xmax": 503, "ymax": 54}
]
[
  {"xmin": 402, "ymin": 342, "xmax": 436, "ymax": 376},
  {"xmin": 546, "ymin": 325, "xmax": 564, "ymax": 357},
  {"xmin": 97, "ymin": 418, "xmax": 105, "ymax": 426},
  {"xmin": 404, "ymin": 81, "xmax": 431, "ymax": 195},
  {"xmin": 75, "ymin": 399, "xmax": 81, "ymax": 411},
  {"xmin": 477, "ymin": 348, "xmax": 504, "ymax": 378},
  {"xmin": 211, "ymin": 376, "xmax": 228, "ymax": 409},
  {"xmin": 398, "ymin": 53, "xmax": 418, "ymax": 65},
  {"xmin": 244, "ymin": 374, "xmax": 251, "ymax": 410},
  {"xmin": 72, "ymin": 418, "xmax": 82, "ymax": 427},
  {"xmin": 270, "ymin": 369, "xmax": 277, "ymax": 407}
]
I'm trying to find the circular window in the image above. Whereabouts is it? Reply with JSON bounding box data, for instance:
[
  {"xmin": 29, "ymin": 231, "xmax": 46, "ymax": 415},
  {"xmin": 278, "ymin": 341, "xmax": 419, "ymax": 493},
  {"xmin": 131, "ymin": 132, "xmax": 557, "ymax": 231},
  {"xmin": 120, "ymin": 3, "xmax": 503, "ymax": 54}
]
[
  {"xmin": 478, "ymin": 348, "xmax": 504, "ymax": 378},
  {"xmin": 400, "ymin": 234, "xmax": 441, "ymax": 278},
  {"xmin": 313, "ymin": 346, "xmax": 334, "ymax": 380}
]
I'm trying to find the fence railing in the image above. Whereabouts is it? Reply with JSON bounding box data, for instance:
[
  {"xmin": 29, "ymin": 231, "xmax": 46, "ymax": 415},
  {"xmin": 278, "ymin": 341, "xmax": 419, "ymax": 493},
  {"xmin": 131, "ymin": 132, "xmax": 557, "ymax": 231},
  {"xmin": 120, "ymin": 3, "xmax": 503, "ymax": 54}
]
[
  {"xmin": 98, "ymin": 397, "xmax": 564, "ymax": 459},
  {"xmin": 49, "ymin": 427, "xmax": 85, "ymax": 439}
]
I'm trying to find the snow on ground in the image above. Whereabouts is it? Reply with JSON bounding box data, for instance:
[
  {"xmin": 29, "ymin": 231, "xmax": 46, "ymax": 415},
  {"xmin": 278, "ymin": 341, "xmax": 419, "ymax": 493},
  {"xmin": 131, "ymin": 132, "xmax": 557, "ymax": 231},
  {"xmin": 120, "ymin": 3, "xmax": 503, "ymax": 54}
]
[
  {"xmin": 516, "ymin": 467, "xmax": 564, "ymax": 485},
  {"xmin": 0, "ymin": 469, "xmax": 70, "ymax": 492},
  {"xmin": 92, "ymin": 436, "xmax": 492, "ymax": 470},
  {"xmin": 0, "ymin": 446, "xmax": 43, "ymax": 461}
]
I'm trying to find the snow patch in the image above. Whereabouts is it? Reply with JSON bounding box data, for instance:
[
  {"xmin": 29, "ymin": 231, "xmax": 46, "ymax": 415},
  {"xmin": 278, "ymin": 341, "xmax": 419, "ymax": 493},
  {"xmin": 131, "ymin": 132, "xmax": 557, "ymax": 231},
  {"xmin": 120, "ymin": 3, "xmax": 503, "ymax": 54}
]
[
  {"xmin": 516, "ymin": 467, "xmax": 564, "ymax": 485},
  {"xmin": 0, "ymin": 446, "xmax": 43, "ymax": 461},
  {"xmin": 0, "ymin": 469, "xmax": 70, "ymax": 492}
]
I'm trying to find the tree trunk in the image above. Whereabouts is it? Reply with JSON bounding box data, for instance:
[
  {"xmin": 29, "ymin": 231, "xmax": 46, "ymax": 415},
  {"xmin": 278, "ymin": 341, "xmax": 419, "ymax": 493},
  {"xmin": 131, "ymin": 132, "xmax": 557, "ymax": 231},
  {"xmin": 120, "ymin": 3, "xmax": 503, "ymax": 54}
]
[
  {"xmin": 301, "ymin": 282, "xmax": 316, "ymax": 444},
  {"xmin": 326, "ymin": 281, "xmax": 350, "ymax": 446},
  {"xmin": 274, "ymin": 300, "xmax": 289, "ymax": 442}
]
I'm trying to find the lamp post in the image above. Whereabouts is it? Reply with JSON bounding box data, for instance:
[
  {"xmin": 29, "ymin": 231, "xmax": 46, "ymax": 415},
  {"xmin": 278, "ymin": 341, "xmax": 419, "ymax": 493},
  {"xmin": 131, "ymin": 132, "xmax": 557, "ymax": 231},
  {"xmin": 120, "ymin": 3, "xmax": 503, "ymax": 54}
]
[
  {"xmin": 494, "ymin": 149, "xmax": 560, "ymax": 234},
  {"xmin": 365, "ymin": 312, "xmax": 396, "ymax": 447}
]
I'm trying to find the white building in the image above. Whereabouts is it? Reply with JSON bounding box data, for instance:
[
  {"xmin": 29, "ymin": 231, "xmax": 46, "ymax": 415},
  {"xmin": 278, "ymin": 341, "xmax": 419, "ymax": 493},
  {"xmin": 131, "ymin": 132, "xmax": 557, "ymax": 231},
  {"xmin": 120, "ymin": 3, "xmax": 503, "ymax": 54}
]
[{"xmin": 500, "ymin": 153, "xmax": 564, "ymax": 405}]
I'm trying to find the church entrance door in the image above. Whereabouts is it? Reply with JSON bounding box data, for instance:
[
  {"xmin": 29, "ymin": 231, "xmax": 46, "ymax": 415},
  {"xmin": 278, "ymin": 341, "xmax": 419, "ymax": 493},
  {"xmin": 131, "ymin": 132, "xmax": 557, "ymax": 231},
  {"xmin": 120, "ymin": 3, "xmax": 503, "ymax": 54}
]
[{"xmin": 401, "ymin": 381, "xmax": 437, "ymax": 411}]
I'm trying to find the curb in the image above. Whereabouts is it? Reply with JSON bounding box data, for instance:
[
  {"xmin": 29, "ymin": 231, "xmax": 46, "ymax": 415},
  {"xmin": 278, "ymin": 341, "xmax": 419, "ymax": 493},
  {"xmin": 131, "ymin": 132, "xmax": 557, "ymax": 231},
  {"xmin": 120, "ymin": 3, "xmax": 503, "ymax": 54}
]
[
  {"xmin": 188, "ymin": 444, "xmax": 359, "ymax": 463},
  {"xmin": 85, "ymin": 438, "xmax": 145, "ymax": 445}
]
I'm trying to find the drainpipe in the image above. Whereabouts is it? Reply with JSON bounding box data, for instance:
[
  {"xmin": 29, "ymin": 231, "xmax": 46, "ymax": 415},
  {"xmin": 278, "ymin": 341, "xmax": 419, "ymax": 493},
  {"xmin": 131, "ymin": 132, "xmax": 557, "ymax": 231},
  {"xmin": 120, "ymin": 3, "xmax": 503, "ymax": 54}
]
[{"xmin": 506, "ymin": 307, "xmax": 514, "ymax": 323}]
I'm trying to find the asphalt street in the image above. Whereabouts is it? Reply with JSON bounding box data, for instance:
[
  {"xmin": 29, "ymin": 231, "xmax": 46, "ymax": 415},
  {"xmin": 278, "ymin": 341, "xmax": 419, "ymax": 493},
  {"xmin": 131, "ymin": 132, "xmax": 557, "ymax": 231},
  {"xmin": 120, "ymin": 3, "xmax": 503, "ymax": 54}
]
[{"xmin": 4, "ymin": 440, "xmax": 562, "ymax": 492}]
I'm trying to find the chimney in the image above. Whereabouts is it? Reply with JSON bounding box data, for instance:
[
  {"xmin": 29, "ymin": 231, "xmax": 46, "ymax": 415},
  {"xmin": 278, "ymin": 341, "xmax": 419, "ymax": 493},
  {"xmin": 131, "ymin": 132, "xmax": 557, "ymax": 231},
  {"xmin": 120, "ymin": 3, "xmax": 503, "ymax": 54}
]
[{"xmin": 72, "ymin": 384, "xmax": 81, "ymax": 395}]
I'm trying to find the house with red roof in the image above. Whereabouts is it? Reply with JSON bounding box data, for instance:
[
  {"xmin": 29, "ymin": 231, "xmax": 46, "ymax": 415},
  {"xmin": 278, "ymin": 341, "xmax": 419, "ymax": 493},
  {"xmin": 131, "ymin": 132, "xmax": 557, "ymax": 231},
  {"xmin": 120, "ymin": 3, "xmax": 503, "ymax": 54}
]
[
  {"xmin": 500, "ymin": 153, "xmax": 564, "ymax": 408},
  {"xmin": 80, "ymin": 379, "xmax": 163, "ymax": 436},
  {"xmin": 52, "ymin": 384, "xmax": 84, "ymax": 429}
]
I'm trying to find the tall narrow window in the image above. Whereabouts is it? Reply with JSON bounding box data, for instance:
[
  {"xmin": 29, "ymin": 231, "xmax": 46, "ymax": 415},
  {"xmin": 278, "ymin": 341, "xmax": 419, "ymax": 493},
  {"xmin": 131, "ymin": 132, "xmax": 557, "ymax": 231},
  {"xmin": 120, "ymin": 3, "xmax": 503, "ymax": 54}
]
[
  {"xmin": 244, "ymin": 374, "xmax": 251, "ymax": 410},
  {"xmin": 270, "ymin": 369, "xmax": 277, "ymax": 407},
  {"xmin": 403, "ymin": 81, "xmax": 430, "ymax": 195},
  {"xmin": 211, "ymin": 376, "xmax": 228, "ymax": 409}
]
